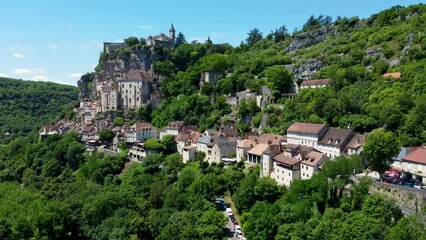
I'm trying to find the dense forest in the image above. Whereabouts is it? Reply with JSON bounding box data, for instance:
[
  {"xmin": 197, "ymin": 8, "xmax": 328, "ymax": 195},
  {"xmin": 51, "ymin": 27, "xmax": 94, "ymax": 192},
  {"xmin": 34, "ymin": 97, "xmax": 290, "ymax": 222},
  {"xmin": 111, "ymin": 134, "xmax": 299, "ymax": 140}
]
[
  {"xmin": 1, "ymin": 133, "xmax": 425, "ymax": 239},
  {"xmin": 1, "ymin": 3, "xmax": 426, "ymax": 240},
  {"xmin": 0, "ymin": 77, "xmax": 78, "ymax": 144}
]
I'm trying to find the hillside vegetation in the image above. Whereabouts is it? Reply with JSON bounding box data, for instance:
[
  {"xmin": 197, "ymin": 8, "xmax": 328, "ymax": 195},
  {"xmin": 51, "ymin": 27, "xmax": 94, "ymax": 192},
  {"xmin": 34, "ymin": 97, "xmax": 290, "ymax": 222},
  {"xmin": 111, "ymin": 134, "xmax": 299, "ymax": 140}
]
[
  {"xmin": 0, "ymin": 4, "xmax": 426, "ymax": 240},
  {"xmin": 0, "ymin": 77, "xmax": 78, "ymax": 144},
  {"xmin": 150, "ymin": 4, "xmax": 426, "ymax": 146}
]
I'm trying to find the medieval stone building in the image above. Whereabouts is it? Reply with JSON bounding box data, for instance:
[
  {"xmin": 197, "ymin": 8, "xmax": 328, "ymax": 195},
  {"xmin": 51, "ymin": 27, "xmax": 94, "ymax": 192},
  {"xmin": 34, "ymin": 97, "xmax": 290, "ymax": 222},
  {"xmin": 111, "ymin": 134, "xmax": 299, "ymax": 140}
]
[{"xmin": 100, "ymin": 70, "xmax": 151, "ymax": 112}]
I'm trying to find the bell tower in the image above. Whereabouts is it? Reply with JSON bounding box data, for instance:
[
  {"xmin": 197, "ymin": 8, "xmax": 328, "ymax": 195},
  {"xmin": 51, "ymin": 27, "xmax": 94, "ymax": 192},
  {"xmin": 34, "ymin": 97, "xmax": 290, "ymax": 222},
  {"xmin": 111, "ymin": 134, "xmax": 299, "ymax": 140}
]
[{"xmin": 169, "ymin": 23, "xmax": 175, "ymax": 43}]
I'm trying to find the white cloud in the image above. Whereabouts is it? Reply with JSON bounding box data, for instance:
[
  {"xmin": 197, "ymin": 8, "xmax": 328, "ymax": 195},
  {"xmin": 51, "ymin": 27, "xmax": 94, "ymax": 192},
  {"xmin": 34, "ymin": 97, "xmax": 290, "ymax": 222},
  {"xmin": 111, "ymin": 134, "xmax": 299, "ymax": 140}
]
[
  {"xmin": 33, "ymin": 75, "xmax": 47, "ymax": 81},
  {"xmin": 11, "ymin": 68, "xmax": 33, "ymax": 75},
  {"xmin": 139, "ymin": 25, "xmax": 152, "ymax": 30},
  {"xmin": 31, "ymin": 68, "xmax": 45, "ymax": 72},
  {"xmin": 68, "ymin": 73, "xmax": 82, "ymax": 79},
  {"xmin": 12, "ymin": 53, "xmax": 24, "ymax": 58},
  {"xmin": 48, "ymin": 43, "xmax": 58, "ymax": 49},
  {"xmin": 0, "ymin": 73, "xmax": 8, "ymax": 77}
]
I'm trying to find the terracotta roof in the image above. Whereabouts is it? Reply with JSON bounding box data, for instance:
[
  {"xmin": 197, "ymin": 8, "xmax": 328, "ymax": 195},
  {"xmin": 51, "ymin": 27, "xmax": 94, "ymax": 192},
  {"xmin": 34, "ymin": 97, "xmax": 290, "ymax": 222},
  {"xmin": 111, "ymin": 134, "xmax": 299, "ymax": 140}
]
[
  {"xmin": 345, "ymin": 134, "xmax": 366, "ymax": 150},
  {"xmin": 274, "ymin": 153, "xmax": 300, "ymax": 166},
  {"xmin": 300, "ymin": 79, "xmax": 332, "ymax": 87},
  {"xmin": 166, "ymin": 121, "xmax": 185, "ymax": 130},
  {"xmin": 248, "ymin": 134, "xmax": 285, "ymax": 145},
  {"xmin": 247, "ymin": 143, "xmax": 270, "ymax": 156},
  {"xmin": 237, "ymin": 139, "xmax": 257, "ymax": 148},
  {"xmin": 176, "ymin": 131, "xmax": 201, "ymax": 143},
  {"xmin": 402, "ymin": 147, "xmax": 426, "ymax": 165},
  {"xmin": 119, "ymin": 70, "xmax": 152, "ymax": 81},
  {"xmin": 287, "ymin": 122, "xmax": 327, "ymax": 135},
  {"xmin": 220, "ymin": 127, "xmax": 240, "ymax": 137},
  {"xmin": 319, "ymin": 128, "xmax": 354, "ymax": 148},
  {"xmin": 301, "ymin": 151, "xmax": 328, "ymax": 167},
  {"xmin": 382, "ymin": 72, "xmax": 401, "ymax": 79},
  {"xmin": 131, "ymin": 122, "xmax": 154, "ymax": 131}
]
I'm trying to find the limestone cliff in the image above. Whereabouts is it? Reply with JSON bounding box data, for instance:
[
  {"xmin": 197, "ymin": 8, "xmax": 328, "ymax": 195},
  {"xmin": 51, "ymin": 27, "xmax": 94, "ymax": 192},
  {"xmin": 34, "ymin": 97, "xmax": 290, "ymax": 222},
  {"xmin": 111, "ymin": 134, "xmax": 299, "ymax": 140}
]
[{"xmin": 93, "ymin": 46, "xmax": 164, "ymax": 106}]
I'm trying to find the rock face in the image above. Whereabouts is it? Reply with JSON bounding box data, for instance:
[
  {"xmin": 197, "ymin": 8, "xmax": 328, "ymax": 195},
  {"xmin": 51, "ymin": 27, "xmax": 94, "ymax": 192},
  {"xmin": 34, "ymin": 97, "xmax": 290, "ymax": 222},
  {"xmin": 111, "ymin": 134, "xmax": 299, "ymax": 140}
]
[
  {"xmin": 96, "ymin": 48, "xmax": 154, "ymax": 85},
  {"xmin": 77, "ymin": 73, "xmax": 93, "ymax": 100},
  {"xmin": 293, "ymin": 57, "xmax": 324, "ymax": 80},
  {"xmin": 286, "ymin": 27, "xmax": 333, "ymax": 52}
]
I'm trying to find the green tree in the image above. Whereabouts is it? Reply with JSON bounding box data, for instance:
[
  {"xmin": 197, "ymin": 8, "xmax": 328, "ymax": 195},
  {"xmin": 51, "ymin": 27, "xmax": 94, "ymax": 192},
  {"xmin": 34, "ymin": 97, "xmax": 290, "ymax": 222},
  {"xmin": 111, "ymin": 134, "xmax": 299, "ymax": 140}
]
[
  {"xmin": 114, "ymin": 117, "xmax": 125, "ymax": 126},
  {"xmin": 99, "ymin": 129, "xmax": 116, "ymax": 143},
  {"xmin": 364, "ymin": 129, "xmax": 400, "ymax": 177},
  {"xmin": 175, "ymin": 32, "xmax": 186, "ymax": 47},
  {"xmin": 124, "ymin": 37, "xmax": 140, "ymax": 46},
  {"xmin": 246, "ymin": 28, "xmax": 263, "ymax": 46},
  {"xmin": 264, "ymin": 65, "xmax": 292, "ymax": 99}
]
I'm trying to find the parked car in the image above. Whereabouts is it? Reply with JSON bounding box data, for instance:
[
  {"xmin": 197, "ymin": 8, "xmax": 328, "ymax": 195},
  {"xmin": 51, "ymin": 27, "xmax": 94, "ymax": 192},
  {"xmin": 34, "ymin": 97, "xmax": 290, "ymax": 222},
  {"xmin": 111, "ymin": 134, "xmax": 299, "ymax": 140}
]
[
  {"xmin": 403, "ymin": 182, "xmax": 415, "ymax": 188},
  {"xmin": 235, "ymin": 225, "xmax": 242, "ymax": 235},
  {"xmin": 414, "ymin": 183, "xmax": 422, "ymax": 189},
  {"xmin": 226, "ymin": 207, "xmax": 233, "ymax": 217}
]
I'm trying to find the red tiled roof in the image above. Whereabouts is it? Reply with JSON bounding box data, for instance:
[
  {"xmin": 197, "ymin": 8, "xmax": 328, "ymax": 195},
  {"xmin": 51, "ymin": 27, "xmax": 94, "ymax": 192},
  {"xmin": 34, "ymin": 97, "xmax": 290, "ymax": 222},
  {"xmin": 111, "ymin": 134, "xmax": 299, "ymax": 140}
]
[
  {"xmin": 132, "ymin": 122, "xmax": 154, "ymax": 131},
  {"xmin": 166, "ymin": 121, "xmax": 185, "ymax": 130},
  {"xmin": 345, "ymin": 134, "xmax": 366, "ymax": 150},
  {"xmin": 301, "ymin": 151, "xmax": 328, "ymax": 167},
  {"xmin": 402, "ymin": 147, "xmax": 426, "ymax": 165},
  {"xmin": 274, "ymin": 153, "xmax": 300, "ymax": 166},
  {"xmin": 382, "ymin": 72, "xmax": 401, "ymax": 79},
  {"xmin": 247, "ymin": 143, "xmax": 269, "ymax": 156},
  {"xmin": 287, "ymin": 122, "xmax": 327, "ymax": 135},
  {"xmin": 300, "ymin": 79, "xmax": 332, "ymax": 87},
  {"xmin": 237, "ymin": 139, "xmax": 257, "ymax": 148}
]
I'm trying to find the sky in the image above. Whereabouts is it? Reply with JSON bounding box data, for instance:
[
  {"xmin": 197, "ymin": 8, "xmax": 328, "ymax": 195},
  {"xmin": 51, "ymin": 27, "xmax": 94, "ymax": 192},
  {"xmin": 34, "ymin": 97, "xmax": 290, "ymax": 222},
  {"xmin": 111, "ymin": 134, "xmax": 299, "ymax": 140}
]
[{"xmin": 0, "ymin": 0, "xmax": 423, "ymax": 86}]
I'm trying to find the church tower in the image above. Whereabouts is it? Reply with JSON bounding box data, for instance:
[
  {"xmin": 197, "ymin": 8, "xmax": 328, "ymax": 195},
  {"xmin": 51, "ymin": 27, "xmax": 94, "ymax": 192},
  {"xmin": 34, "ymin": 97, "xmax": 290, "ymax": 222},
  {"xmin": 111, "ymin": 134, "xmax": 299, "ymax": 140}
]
[{"xmin": 169, "ymin": 23, "xmax": 175, "ymax": 43}]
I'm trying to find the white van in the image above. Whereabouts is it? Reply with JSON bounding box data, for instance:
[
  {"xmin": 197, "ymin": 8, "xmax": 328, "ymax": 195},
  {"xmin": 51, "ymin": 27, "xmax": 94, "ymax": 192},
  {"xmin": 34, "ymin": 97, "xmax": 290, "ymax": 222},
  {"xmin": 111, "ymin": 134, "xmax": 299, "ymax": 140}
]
[{"xmin": 226, "ymin": 207, "xmax": 233, "ymax": 216}]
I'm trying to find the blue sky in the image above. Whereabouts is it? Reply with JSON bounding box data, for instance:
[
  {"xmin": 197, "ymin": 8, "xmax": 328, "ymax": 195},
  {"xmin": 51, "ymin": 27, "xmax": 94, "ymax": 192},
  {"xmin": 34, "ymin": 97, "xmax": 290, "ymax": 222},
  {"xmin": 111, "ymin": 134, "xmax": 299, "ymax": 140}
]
[{"xmin": 0, "ymin": 0, "xmax": 423, "ymax": 86}]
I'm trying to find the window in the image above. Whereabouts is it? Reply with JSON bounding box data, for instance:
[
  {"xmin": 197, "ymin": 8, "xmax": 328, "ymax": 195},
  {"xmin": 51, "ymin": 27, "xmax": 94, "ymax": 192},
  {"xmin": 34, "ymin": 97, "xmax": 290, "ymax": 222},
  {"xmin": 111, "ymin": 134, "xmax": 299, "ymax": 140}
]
[
  {"xmin": 303, "ymin": 173, "xmax": 305, "ymax": 176},
  {"xmin": 126, "ymin": 90, "xmax": 128, "ymax": 93},
  {"xmin": 129, "ymin": 98, "xmax": 132, "ymax": 104},
  {"xmin": 288, "ymin": 173, "xmax": 290, "ymax": 176},
  {"xmin": 122, "ymin": 84, "xmax": 124, "ymax": 88},
  {"xmin": 307, "ymin": 174, "xmax": 309, "ymax": 178},
  {"xmin": 130, "ymin": 84, "xmax": 132, "ymax": 88},
  {"xmin": 137, "ymin": 97, "xmax": 139, "ymax": 101}
]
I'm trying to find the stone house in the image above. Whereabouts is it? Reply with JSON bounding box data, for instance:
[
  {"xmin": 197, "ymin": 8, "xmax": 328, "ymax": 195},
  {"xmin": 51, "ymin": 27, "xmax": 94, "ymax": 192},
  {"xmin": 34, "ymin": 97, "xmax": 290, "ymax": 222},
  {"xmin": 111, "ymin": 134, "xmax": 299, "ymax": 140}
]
[
  {"xmin": 199, "ymin": 71, "xmax": 223, "ymax": 86},
  {"xmin": 236, "ymin": 139, "xmax": 257, "ymax": 161},
  {"xmin": 160, "ymin": 121, "xmax": 185, "ymax": 139},
  {"xmin": 176, "ymin": 129, "xmax": 201, "ymax": 163},
  {"xmin": 146, "ymin": 24, "xmax": 175, "ymax": 48},
  {"xmin": 316, "ymin": 128, "xmax": 355, "ymax": 159},
  {"xmin": 80, "ymin": 125, "xmax": 99, "ymax": 142},
  {"xmin": 209, "ymin": 138, "xmax": 237, "ymax": 164},
  {"xmin": 300, "ymin": 150, "xmax": 328, "ymax": 180},
  {"xmin": 246, "ymin": 143, "xmax": 270, "ymax": 165},
  {"xmin": 126, "ymin": 122, "xmax": 157, "ymax": 143},
  {"xmin": 400, "ymin": 147, "xmax": 426, "ymax": 184},
  {"xmin": 197, "ymin": 134, "xmax": 213, "ymax": 161},
  {"xmin": 271, "ymin": 152, "xmax": 301, "ymax": 187},
  {"xmin": 100, "ymin": 70, "xmax": 152, "ymax": 112},
  {"xmin": 344, "ymin": 134, "xmax": 365, "ymax": 156},
  {"xmin": 182, "ymin": 145, "xmax": 198, "ymax": 163},
  {"xmin": 299, "ymin": 79, "xmax": 332, "ymax": 90},
  {"xmin": 287, "ymin": 122, "xmax": 328, "ymax": 147}
]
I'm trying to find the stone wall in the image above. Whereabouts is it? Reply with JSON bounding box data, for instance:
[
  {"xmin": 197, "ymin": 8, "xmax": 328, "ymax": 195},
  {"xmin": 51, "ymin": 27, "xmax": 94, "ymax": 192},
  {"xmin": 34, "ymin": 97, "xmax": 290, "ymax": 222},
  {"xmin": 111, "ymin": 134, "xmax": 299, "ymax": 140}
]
[{"xmin": 370, "ymin": 182, "xmax": 426, "ymax": 210}]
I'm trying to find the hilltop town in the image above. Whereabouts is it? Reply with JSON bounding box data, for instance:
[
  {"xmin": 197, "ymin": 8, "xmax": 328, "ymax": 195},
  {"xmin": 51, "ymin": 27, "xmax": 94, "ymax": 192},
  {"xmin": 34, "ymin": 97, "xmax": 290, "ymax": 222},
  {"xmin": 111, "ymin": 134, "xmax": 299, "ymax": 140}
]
[
  {"xmin": 2, "ymin": 3, "xmax": 426, "ymax": 240},
  {"xmin": 39, "ymin": 22, "xmax": 426, "ymax": 190}
]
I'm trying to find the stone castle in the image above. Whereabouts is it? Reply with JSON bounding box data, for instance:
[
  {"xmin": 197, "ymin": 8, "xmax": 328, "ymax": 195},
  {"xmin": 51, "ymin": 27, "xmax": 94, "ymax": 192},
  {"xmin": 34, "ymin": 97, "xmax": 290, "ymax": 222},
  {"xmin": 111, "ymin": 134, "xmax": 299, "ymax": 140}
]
[{"xmin": 93, "ymin": 24, "xmax": 176, "ymax": 114}]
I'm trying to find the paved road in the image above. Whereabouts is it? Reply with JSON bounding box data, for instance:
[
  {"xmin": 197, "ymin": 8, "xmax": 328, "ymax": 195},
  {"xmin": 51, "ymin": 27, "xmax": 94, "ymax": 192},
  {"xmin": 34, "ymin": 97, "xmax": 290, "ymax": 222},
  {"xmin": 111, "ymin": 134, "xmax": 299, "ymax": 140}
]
[
  {"xmin": 396, "ymin": 203, "xmax": 417, "ymax": 215},
  {"xmin": 223, "ymin": 211, "xmax": 237, "ymax": 240}
]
